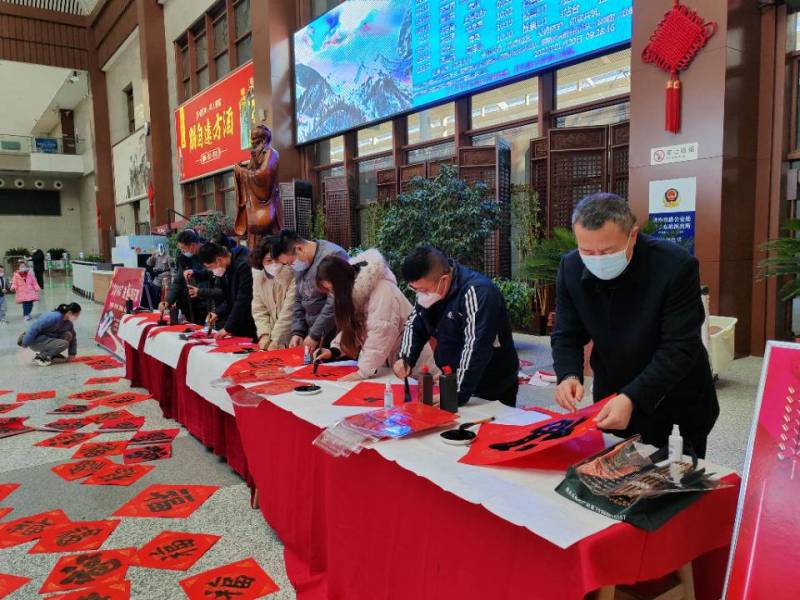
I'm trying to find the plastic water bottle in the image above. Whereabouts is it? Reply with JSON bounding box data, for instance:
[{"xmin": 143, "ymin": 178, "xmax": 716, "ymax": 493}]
[{"xmin": 383, "ymin": 383, "xmax": 393, "ymax": 408}]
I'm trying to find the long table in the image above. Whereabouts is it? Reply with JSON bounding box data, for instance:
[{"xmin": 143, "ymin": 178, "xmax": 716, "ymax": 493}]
[{"xmin": 119, "ymin": 314, "xmax": 740, "ymax": 599}]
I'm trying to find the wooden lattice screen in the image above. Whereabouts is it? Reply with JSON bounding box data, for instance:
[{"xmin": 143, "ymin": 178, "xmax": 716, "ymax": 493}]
[
  {"xmin": 279, "ymin": 180, "xmax": 313, "ymax": 239},
  {"xmin": 323, "ymin": 175, "xmax": 358, "ymax": 249},
  {"xmin": 609, "ymin": 122, "xmax": 630, "ymax": 200}
]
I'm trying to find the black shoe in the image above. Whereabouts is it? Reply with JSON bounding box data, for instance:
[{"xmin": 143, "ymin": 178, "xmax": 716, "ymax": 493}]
[{"xmin": 34, "ymin": 354, "xmax": 52, "ymax": 367}]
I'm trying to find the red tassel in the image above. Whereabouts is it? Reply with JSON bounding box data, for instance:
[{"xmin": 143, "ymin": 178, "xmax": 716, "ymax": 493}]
[{"xmin": 665, "ymin": 75, "xmax": 681, "ymax": 133}]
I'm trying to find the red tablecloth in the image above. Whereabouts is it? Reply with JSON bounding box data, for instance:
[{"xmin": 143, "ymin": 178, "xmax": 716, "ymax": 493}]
[
  {"xmin": 124, "ymin": 340, "xmax": 249, "ymax": 481},
  {"xmin": 232, "ymin": 389, "xmax": 738, "ymax": 600}
]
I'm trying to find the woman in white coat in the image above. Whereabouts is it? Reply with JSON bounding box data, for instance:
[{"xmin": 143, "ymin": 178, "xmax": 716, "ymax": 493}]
[{"xmin": 250, "ymin": 237, "xmax": 296, "ymax": 350}]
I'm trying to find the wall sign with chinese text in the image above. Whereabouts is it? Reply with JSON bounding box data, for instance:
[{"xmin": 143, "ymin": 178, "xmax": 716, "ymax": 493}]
[
  {"xmin": 650, "ymin": 142, "xmax": 699, "ymax": 165},
  {"xmin": 648, "ymin": 177, "xmax": 696, "ymax": 255}
]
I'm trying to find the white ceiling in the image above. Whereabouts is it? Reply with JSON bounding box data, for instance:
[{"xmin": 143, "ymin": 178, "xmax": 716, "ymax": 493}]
[{"xmin": 0, "ymin": 61, "xmax": 89, "ymax": 137}]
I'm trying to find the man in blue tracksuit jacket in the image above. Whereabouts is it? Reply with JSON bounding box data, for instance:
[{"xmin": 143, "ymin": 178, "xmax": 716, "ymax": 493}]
[{"xmin": 393, "ymin": 246, "xmax": 520, "ymax": 406}]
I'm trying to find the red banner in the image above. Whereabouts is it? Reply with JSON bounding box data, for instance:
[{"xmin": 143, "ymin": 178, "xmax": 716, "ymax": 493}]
[
  {"xmin": 175, "ymin": 61, "xmax": 255, "ymax": 182},
  {"xmin": 94, "ymin": 267, "xmax": 145, "ymax": 358}
]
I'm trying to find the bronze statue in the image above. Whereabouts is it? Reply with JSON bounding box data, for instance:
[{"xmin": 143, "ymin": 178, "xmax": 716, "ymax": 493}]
[{"xmin": 233, "ymin": 124, "xmax": 282, "ymax": 246}]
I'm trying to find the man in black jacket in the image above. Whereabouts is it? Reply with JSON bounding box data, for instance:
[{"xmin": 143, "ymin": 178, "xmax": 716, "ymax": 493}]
[
  {"xmin": 31, "ymin": 248, "xmax": 45, "ymax": 289},
  {"xmin": 197, "ymin": 241, "xmax": 257, "ymax": 341},
  {"xmin": 551, "ymin": 193, "xmax": 718, "ymax": 457},
  {"xmin": 393, "ymin": 246, "xmax": 520, "ymax": 406},
  {"xmin": 161, "ymin": 229, "xmax": 213, "ymax": 325}
]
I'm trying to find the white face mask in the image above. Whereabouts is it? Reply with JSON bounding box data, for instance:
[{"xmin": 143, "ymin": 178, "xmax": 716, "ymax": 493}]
[
  {"xmin": 416, "ymin": 291, "xmax": 442, "ymax": 309},
  {"xmin": 19, "ymin": 266, "xmax": 29, "ymax": 273},
  {"xmin": 264, "ymin": 263, "xmax": 282, "ymax": 278},
  {"xmin": 182, "ymin": 251, "xmax": 193, "ymax": 258},
  {"xmin": 68, "ymin": 314, "xmax": 79, "ymax": 322},
  {"xmin": 212, "ymin": 266, "xmax": 226, "ymax": 277},
  {"xmin": 292, "ymin": 259, "xmax": 309, "ymax": 273},
  {"xmin": 579, "ymin": 235, "xmax": 633, "ymax": 281}
]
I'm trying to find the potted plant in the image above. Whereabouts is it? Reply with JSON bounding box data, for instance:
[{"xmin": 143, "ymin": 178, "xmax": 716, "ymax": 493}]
[
  {"xmin": 757, "ymin": 219, "xmax": 800, "ymax": 340},
  {"xmin": 523, "ymin": 227, "xmax": 577, "ymax": 334}
]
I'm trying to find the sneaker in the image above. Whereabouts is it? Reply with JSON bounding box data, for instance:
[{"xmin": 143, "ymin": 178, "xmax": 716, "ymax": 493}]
[
  {"xmin": 0, "ymin": 319, "xmax": 7, "ymax": 324},
  {"xmin": 23, "ymin": 315, "xmax": 31, "ymax": 322},
  {"xmin": 33, "ymin": 354, "xmax": 52, "ymax": 367},
  {"xmin": 50, "ymin": 354, "xmax": 68, "ymax": 364}
]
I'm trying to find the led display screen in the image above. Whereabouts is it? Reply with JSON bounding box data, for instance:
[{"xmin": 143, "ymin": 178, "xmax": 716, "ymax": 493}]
[{"xmin": 294, "ymin": 0, "xmax": 632, "ymax": 144}]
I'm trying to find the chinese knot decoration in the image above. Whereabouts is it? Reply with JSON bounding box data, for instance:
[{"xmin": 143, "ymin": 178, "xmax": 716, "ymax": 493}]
[{"xmin": 641, "ymin": 0, "xmax": 717, "ymax": 134}]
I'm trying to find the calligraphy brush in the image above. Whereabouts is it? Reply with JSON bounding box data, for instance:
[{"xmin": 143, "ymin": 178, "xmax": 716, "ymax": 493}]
[
  {"xmin": 312, "ymin": 333, "xmax": 328, "ymax": 375},
  {"xmin": 402, "ymin": 356, "xmax": 412, "ymax": 403}
]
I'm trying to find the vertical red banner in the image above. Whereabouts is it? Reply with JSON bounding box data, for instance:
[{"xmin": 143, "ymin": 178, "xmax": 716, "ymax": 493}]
[
  {"xmin": 175, "ymin": 61, "xmax": 255, "ymax": 183},
  {"xmin": 724, "ymin": 342, "xmax": 800, "ymax": 599},
  {"xmin": 94, "ymin": 268, "xmax": 145, "ymax": 358}
]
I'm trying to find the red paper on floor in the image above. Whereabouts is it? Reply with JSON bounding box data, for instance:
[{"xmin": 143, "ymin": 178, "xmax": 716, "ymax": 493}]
[
  {"xmin": 128, "ymin": 428, "xmax": 179, "ymax": 446},
  {"xmin": 97, "ymin": 416, "xmax": 145, "ymax": 432},
  {"xmin": 0, "ymin": 404, "xmax": 22, "ymax": 415},
  {"xmin": 84, "ymin": 376, "xmax": 123, "ymax": 385},
  {"xmin": 47, "ymin": 404, "xmax": 92, "ymax": 415},
  {"xmin": 67, "ymin": 389, "xmax": 116, "ymax": 402},
  {"xmin": 291, "ymin": 364, "xmax": 359, "ymax": 381},
  {"xmin": 42, "ymin": 580, "xmax": 131, "ymax": 600},
  {"xmin": 36, "ymin": 431, "xmax": 100, "ymax": 449},
  {"xmin": 29, "ymin": 519, "xmax": 120, "ymax": 554},
  {"xmin": 113, "ymin": 485, "xmax": 218, "ymax": 519},
  {"xmin": 179, "ymin": 557, "xmax": 279, "ymax": 599},
  {"xmin": 0, "ymin": 509, "xmax": 70, "ymax": 549},
  {"xmin": 17, "ymin": 390, "xmax": 56, "ymax": 402},
  {"xmin": 92, "ymin": 392, "xmax": 152, "ymax": 409},
  {"xmin": 123, "ymin": 444, "xmax": 172, "ymax": 464},
  {"xmin": 222, "ymin": 347, "xmax": 306, "ymax": 378},
  {"xmin": 51, "ymin": 458, "xmax": 115, "ymax": 481},
  {"xmin": 247, "ymin": 379, "xmax": 305, "ymax": 396},
  {"xmin": 0, "ymin": 417, "xmax": 34, "ymax": 439},
  {"xmin": 87, "ymin": 358, "xmax": 126, "ymax": 371},
  {"xmin": 459, "ymin": 397, "xmax": 612, "ymax": 467},
  {"xmin": 86, "ymin": 410, "xmax": 135, "ymax": 424},
  {"xmin": 0, "ymin": 508, "xmax": 12, "ymax": 520},
  {"xmin": 72, "ymin": 440, "xmax": 128, "ymax": 459},
  {"xmin": 133, "ymin": 531, "xmax": 220, "ymax": 571},
  {"xmin": 70, "ymin": 356, "xmax": 104, "ymax": 363},
  {"xmin": 39, "ymin": 548, "xmax": 136, "ymax": 594},
  {"xmin": 82, "ymin": 464, "xmax": 153, "ymax": 486},
  {"xmin": 40, "ymin": 418, "xmax": 92, "ymax": 432},
  {"xmin": 0, "ymin": 573, "xmax": 30, "ymax": 598},
  {"xmin": 0, "ymin": 390, "xmax": 11, "ymax": 397},
  {"xmin": 0, "ymin": 484, "xmax": 19, "ymax": 503}
]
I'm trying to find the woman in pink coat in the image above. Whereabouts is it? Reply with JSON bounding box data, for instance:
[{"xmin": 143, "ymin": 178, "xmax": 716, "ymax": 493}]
[
  {"xmin": 313, "ymin": 249, "xmax": 433, "ymax": 381},
  {"xmin": 11, "ymin": 261, "xmax": 41, "ymax": 321}
]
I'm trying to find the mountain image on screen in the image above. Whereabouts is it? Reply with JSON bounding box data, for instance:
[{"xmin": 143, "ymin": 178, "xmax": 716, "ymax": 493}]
[{"xmin": 294, "ymin": 1, "xmax": 412, "ymax": 143}]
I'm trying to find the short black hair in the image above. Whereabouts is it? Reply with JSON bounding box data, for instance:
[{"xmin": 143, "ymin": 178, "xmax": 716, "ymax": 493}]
[
  {"xmin": 56, "ymin": 302, "xmax": 81, "ymax": 314},
  {"xmin": 176, "ymin": 229, "xmax": 200, "ymax": 245},
  {"xmin": 401, "ymin": 245, "xmax": 450, "ymax": 282},
  {"xmin": 270, "ymin": 229, "xmax": 304, "ymax": 259},
  {"xmin": 197, "ymin": 242, "xmax": 228, "ymax": 265},
  {"xmin": 250, "ymin": 236, "xmax": 278, "ymax": 269}
]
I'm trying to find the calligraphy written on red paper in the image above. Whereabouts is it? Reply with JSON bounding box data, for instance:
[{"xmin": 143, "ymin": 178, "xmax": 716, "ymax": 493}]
[
  {"xmin": 0, "ymin": 417, "xmax": 33, "ymax": 439},
  {"xmin": 0, "ymin": 403, "xmax": 22, "ymax": 414},
  {"xmin": 82, "ymin": 464, "xmax": 154, "ymax": 487},
  {"xmin": 98, "ymin": 416, "xmax": 145, "ymax": 432},
  {"xmin": 42, "ymin": 580, "xmax": 131, "ymax": 600},
  {"xmin": 72, "ymin": 441, "xmax": 128, "ymax": 459},
  {"xmin": 17, "ymin": 390, "xmax": 57, "ymax": 402},
  {"xmin": 113, "ymin": 485, "xmax": 218, "ymax": 519},
  {"xmin": 246, "ymin": 379, "xmax": 304, "ymax": 397},
  {"xmin": 179, "ymin": 557, "xmax": 279, "ymax": 600},
  {"xmin": 41, "ymin": 418, "xmax": 92, "ymax": 432},
  {"xmin": 29, "ymin": 519, "xmax": 120, "ymax": 554},
  {"xmin": 222, "ymin": 347, "xmax": 306, "ymax": 379},
  {"xmin": 39, "ymin": 548, "xmax": 136, "ymax": 594},
  {"xmin": 93, "ymin": 392, "xmax": 151, "ymax": 409},
  {"xmin": 291, "ymin": 364, "xmax": 359, "ymax": 381},
  {"xmin": 67, "ymin": 389, "xmax": 115, "ymax": 402},
  {"xmin": 128, "ymin": 428, "xmax": 179, "ymax": 446},
  {"xmin": 133, "ymin": 531, "xmax": 220, "ymax": 571},
  {"xmin": 36, "ymin": 431, "xmax": 100, "ymax": 449},
  {"xmin": 86, "ymin": 410, "xmax": 135, "ymax": 424},
  {"xmin": 123, "ymin": 444, "xmax": 172, "ymax": 465},
  {"xmin": 83, "ymin": 376, "xmax": 123, "ymax": 385},
  {"xmin": 48, "ymin": 404, "xmax": 92, "ymax": 415},
  {"xmin": 0, "ymin": 509, "xmax": 70, "ymax": 549},
  {"xmin": 51, "ymin": 458, "xmax": 115, "ymax": 482}
]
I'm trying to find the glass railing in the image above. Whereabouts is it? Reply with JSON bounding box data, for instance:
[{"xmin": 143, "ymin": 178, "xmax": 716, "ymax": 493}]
[{"xmin": 0, "ymin": 133, "xmax": 85, "ymax": 155}]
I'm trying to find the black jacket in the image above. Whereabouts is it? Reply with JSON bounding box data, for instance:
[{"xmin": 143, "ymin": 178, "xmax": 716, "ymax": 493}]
[
  {"xmin": 32, "ymin": 249, "xmax": 45, "ymax": 272},
  {"xmin": 166, "ymin": 248, "xmax": 213, "ymax": 324},
  {"xmin": 551, "ymin": 234, "xmax": 719, "ymax": 455},
  {"xmin": 217, "ymin": 246, "xmax": 257, "ymax": 340},
  {"xmin": 401, "ymin": 262, "xmax": 520, "ymax": 406}
]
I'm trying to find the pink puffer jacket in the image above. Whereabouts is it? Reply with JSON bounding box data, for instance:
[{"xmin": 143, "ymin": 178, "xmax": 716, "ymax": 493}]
[{"xmin": 11, "ymin": 270, "xmax": 40, "ymax": 303}]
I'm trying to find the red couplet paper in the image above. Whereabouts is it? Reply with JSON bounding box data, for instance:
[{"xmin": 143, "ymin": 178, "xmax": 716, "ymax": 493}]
[
  {"xmin": 87, "ymin": 358, "xmax": 126, "ymax": 371},
  {"xmin": 0, "ymin": 510, "xmax": 70, "ymax": 549},
  {"xmin": 291, "ymin": 364, "xmax": 359, "ymax": 381},
  {"xmin": 0, "ymin": 573, "xmax": 30, "ymax": 598},
  {"xmin": 40, "ymin": 418, "xmax": 91, "ymax": 432},
  {"xmin": 68, "ymin": 389, "xmax": 116, "ymax": 402},
  {"xmin": 0, "ymin": 484, "xmax": 19, "ymax": 503},
  {"xmin": 84, "ymin": 376, "xmax": 123, "ymax": 385},
  {"xmin": 333, "ymin": 382, "xmax": 388, "ymax": 407},
  {"xmin": 86, "ymin": 410, "xmax": 135, "ymax": 424},
  {"xmin": 128, "ymin": 429, "xmax": 179, "ymax": 447},
  {"xmin": 247, "ymin": 379, "xmax": 304, "ymax": 396},
  {"xmin": 133, "ymin": 531, "xmax": 220, "ymax": 571},
  {"xmin": 0, "ymin": 390, "xmax": 11, "ymax": 397},
  {"xmin": 42, "ymin": 580, "xmax": 131, "ymax": 600},
  {"xmin": 222, "ymin": 347, "xmax": 306, "ymax": 378},
  {"xmin": 92, "ymin": 392, "xmax": 152, "ymax": 409},
  {"xmin": 0, "ymin": 507, "xmax": 12, "ymax": 520},
  {"xmin": 48, "ymin": 404, "xmax": 92, "ymax": 415},
  {"xmin": 29, "ymin": 519, "xmax": 120, "ymax": 554},
  {"xmin": 227, "ymin": 367, "xmax": 288, "ymax": 385},
  {"xmin": 179, "ymin": 557, "xmax": 279, "ymax": 599},
  {"xmin": 98, "ymin": 417, "xmax": 146, "ymax": 432},
  {"xmin": 39, "ymin": 548, "xmax": 136, "ymax": 594},
  {"xmin": 36, "ymin": 431, "xmax": 100, "ymax": 449},
  {"xmin": 123, "ymin": 444, "xmax": 172, "ymax": 464},
  {"xmin": 51, "ymin": 458, "xmax": 115, "ymax": 482},
  {"xmin": 344, "ymin": 403, "xmax": 458, "ymax": 439},
  {"xmin": 209, "ymin": 343, "xmax": 260, "ymax": 353},
  {"xmin": 146, "ymin": 324, "xmax": 202, "ymax": 338},
  {"xmin": 459, "ymin": 398, "xmax": 611, "ymax": 467},
  {"xmin": 82, "ymin": 464, "xmax": 154, "ymax": 487},
  {"xmin": 72, "ymin": 441, "xmax": 129, "ymax": 459},
  {"xmin": 0, "ymin": 418, "xmax": 33, "ymax": 439},
  {"xmin": 0, "ymin": 404, "xmax": 22, "ymax": 415},
  {"xmin": 113, "ymin": 485, "xmax": 218, "ymax": 519},
  {"xmin": 17, "ymin": 390, "xmax": 56, "ymax": 402}
]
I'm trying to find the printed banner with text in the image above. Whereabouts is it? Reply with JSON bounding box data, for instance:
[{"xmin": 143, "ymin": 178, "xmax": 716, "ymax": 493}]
[
  {"xmin": 175, "ymin": 61, "xmax": 255, "ymax": 182},
  {"xmin": 94, "ymin": 268, "xmax": 144, "ymax": 358}
]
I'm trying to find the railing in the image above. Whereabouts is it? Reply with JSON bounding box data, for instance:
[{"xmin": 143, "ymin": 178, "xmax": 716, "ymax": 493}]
[{"xmin": 0, "ymin": 133, "xmax": 85, "ymax": 156}]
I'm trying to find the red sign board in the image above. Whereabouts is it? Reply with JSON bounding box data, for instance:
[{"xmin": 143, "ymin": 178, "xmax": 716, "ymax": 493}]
[
  {"xmin": 175, "ymin": 61, "xmax": 254, "ymax": 182},
  {"xmin": 725, "ymin": 342, "xmax": 800, "ymax": 599},
  {"xmin": 94, "ymin": 267, "xmax": 145, "ymax": 358}
]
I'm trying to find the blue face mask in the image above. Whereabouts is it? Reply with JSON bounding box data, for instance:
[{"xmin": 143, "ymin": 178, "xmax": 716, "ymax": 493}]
[
  {"xmin": 579, "ymin": 235, "xmax": 632, "ymax": 281},
  {"xmin": 292, "ymin": 260, "xmax": 309, "ymax": 273},
  {"xmin": 182, "ymin": 251, "xmax": 193, "ymax": 258}
]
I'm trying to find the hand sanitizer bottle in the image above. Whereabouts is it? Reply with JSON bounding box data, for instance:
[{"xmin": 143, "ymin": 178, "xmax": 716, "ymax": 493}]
[
  {"xmin": 668, "ymin": 424, "xmax": 683, "ymax": 463},
  {"xmin": 383, "ymin": 383, "xmax": 393, "ymax": 408}
]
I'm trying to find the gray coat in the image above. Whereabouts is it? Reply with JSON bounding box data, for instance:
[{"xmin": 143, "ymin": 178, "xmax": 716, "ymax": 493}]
[{"xmin": 291, "ymin": 239, "xmax": 348, "ymax": 341}]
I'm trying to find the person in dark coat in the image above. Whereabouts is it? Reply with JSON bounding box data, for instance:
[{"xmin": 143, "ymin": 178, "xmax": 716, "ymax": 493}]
[
  {"xmin": 197, "ymin": 241, "xmax": 257, "ymax": 341},
  {"xmin": 550, "ymin": 193, "xmax": 719, "ymax": 457},
  {"xmin": 31, "ymin": 248, "xmax": 45, "ymax": 289},
  {"xmin": 161, "ymin": 229, "xmax": 213, "ymax": 325},
  {"xmin": 394, "ymin": 246, "xmax": 520, "ymax": 407}
]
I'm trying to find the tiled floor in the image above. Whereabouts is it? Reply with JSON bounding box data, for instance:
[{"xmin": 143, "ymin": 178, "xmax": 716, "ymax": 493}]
[{"xmin": 0, "ymin": 277, "xmax": 763, "ymax": 598}]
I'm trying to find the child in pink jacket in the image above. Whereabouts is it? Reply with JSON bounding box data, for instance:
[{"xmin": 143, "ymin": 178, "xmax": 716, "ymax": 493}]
[{"xmin": 11, "ymin": 261, "xmax": 41, "ymax": 321}]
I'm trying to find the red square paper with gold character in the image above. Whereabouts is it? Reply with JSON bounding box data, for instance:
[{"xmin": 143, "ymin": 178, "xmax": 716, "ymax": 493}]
[
  {"xmin": 29, "ymin": 519, "xmax": 120, "ymax": 554},
  {"xmin": 179, "ymin": 557, "xmax": 279, "ymax": 599},
  {"xmin": 39, "ymin": 548, "xmax": 136, "ymax": 594},
  {"xmin": 113, "ymin": 485, "xmax": 218, "ymax": 519},
  {"xmin": 133, "ymin": 531, "xmax": 220, "ymax": 571}
]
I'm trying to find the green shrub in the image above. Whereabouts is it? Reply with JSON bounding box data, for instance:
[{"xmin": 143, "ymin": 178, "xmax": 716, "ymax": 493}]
[
  {"xmin": 48, "ymin": 248, "xmax": 66, "ymax": 260},
  {"xmin": 313, "ymin": 202, "xmax": 326, "ymax": 241},
  {"xmin": 81, "ymin": 254, "xmax": 105, "ymax": 263},
  {"xmin": 167, "ymin": 211, "xmax": 233, "ymax": 257},
  {"xmin": 4, "ymin": 248, "xmax": 29, "ymax": 257},
  {"xmin": 493, "ymin": 278, "xmax": 533, "ymax": 330}
]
